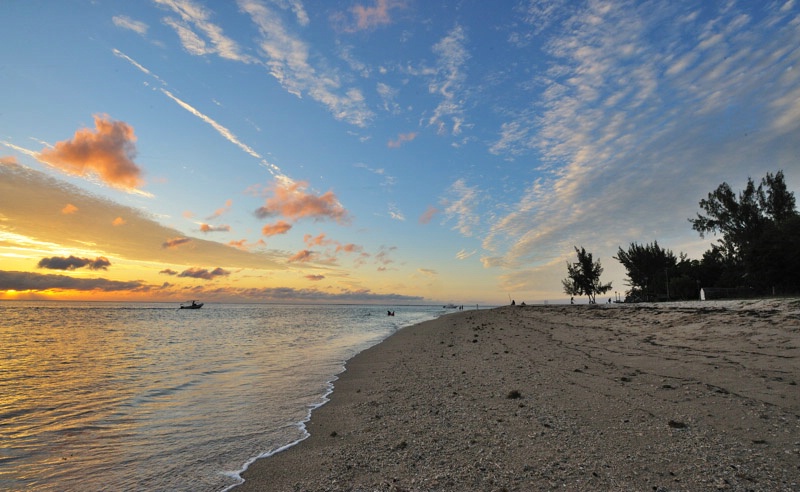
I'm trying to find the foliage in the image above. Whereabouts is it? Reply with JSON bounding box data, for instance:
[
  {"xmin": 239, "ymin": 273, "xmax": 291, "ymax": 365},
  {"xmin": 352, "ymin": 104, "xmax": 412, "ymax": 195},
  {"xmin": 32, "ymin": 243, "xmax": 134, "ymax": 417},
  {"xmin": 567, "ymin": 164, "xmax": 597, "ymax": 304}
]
[
  {"xmin": 689, "ymin": 170, "xmax": 799, "ymax": 294},
  {"xmin": 614, "ymin": 241, "xmax": 678, "ymax": 301},
  {"xmin": 562, "ymin": 246, "xmax": 612, "ymax": 304}
]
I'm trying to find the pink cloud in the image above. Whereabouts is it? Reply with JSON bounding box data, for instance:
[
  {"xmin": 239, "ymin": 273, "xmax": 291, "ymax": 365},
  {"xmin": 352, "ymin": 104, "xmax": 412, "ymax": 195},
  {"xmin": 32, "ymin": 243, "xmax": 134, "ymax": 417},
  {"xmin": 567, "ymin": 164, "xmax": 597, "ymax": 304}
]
[
  {"xmin": 336, "ymin": 243, "xmax": 363, "ymax": 253},
  {"xmin": 262, "ymin": 220, "xmax": 293, "ymax": 237},
  {"xmin": 305, "ymin": 274, "xmax": 325, "ymax": 281},
  {"xmin": 37, "ymin": 114, "xmax": 143, "ymax": 190},
  {"xmin": 112, "ymin": 217, "xmax": 126, "ymax": 226},
  {"xmin": 350, "ymin": 0, "xmax": 401, "ymax": 31},
  {"xmin": 208, "ymin": 199, "xmax": 232, "ymax": 219},
  {"xmin": 387, "ymin": 132, "xmax": 417, "ymax": 148},
  {"xmin": 288, "ymin": 249, "xmax": 316, "ymax": 263},
  {"xmin": 419, "ymin": 205, "xmax": 438, "ymax": 224},
  {"xmin": 61, "ymin": 203, "xmax": 78, "ymax": 215},
  {"xmin": 255, "ymin": 181, "xmax": 349, "ymax": 224}
]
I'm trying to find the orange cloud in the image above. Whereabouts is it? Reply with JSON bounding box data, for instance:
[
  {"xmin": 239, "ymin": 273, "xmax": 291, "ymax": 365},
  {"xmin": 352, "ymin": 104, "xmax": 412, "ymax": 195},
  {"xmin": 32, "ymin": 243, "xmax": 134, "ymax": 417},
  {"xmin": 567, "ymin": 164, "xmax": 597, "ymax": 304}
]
[
  {"xmin": 336, "ymin": 243, "xmax": 363, "ymax": 253},
  {"xmin": 37, "ymin": 114, "xmax": 143, "ymax": 190},
  {"xmin": 419, "ymin": 205, "xmax": 438, "ymax": 224},
  {"xmin": 303, "ymin": 233, "xmax": 334, "ymax": 247},
  {"xmin": 112, "ymin": 217, "xmax": 126, "ymax": 226},
  {"xmin": 255, "ymin": 181, "xmax": 349, "ymax": 224},
  {"xmin": 162, "ymin": 237, "xmax": 192, "ymax": 249},
  {"xmin": 305, "ymin": 274, "xmax": 325, "ymax": 281},
  {"xmin": 208, "ymin": 199, "xmax": 232, "ymax": 219},
  {"xmin": 288, "ymin": 249, "xmax": 316, "ymax": 263},
  {"xmin": 387, "ymin": 132, "xmax": 417, "ymax": 148},
  {"xmin": 262, "ymin": 220, "xmax": 293, "ymax": 237},
  {"xmin": 200, "ymin": 223, "xmax": 231, "ymax": 233},
  {"xmin": 62, "ymin": 203, "xmax": 78, "ymax": 214}
]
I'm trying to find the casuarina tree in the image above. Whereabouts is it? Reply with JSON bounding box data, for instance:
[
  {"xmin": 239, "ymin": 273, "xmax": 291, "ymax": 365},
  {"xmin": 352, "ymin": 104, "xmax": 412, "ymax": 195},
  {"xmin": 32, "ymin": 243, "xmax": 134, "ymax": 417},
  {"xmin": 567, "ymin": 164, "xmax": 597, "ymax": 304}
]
[{"xmin": 562, "ymin": 246, "xmax": 612, "ymax": 304}]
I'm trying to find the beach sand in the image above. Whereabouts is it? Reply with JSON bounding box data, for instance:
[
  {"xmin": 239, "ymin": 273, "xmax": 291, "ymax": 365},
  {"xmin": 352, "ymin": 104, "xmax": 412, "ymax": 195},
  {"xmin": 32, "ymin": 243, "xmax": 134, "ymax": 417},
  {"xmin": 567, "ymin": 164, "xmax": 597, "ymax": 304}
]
[{"xmin": 237, "ymin": 299, "xmax": 800, "ymax": 491}]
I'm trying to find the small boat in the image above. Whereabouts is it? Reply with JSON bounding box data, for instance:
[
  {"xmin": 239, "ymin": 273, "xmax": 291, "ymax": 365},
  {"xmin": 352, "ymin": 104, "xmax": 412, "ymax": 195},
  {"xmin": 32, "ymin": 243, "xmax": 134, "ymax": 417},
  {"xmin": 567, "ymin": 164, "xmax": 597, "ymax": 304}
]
[{"xmin": 180, "ymin": 300, "xmax": 203, "ymax": 309}]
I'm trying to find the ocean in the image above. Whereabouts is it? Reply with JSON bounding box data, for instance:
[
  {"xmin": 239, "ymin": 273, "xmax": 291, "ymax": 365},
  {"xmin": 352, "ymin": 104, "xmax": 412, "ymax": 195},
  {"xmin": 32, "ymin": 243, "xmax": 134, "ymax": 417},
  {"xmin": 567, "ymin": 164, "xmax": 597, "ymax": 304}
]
[{"xmin": 0, "ymin": 301, "xmax": 454, "ymax": 491}]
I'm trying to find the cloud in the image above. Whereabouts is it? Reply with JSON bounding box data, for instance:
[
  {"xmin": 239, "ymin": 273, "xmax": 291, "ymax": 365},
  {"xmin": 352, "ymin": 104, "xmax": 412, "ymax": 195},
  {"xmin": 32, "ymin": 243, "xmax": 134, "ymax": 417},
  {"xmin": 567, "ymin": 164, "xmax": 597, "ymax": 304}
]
[
  {"xmin": 0, "ymin": 163, "xmax": 286, "ymax": 272},
  {"xmin": 288, "ymin": 249, "xmax": 316, "ymax": 263},
  {"xmin": 336, "ymin": 243, "xmax": 363, "ymax": 254},
  {"xmin": 112, "ymin": 217, "xmax": 126, "ymax": 226},
  {"xmin": 388, "ymin": 203, "xmax": 405, "ymax": 221},
  {"xmin": 113, "ymin": 15, "xmax": 148, "ymax": 36},
  {"xmin": 261, "ymin": 220, "xmax": 293, "ymax": 236},
  {"xmin": 37, "ymin": 255, "xmax": 111, "ymax": 271},
  {"xmin": 419, "ymin": 205, "xmax": 438, "ymax": 224},
  {"xmin": 418, "ymin": 268, "xmax": 437, "ymax": 277},
  {"xmin": 304, "ymin": 233, "xmax": 333, "ymax": 247},
  {"xmin": 387, "ymin": 132, "xmax": 417, "ymax": 148},
  {"xmin": 0, "ymin": 270, "xmax": 142, "ymax": 292},
  {"xmin": 343, "ymin": 0, "xmax": 402, "ymax": 32},
  {"xmin": 162, "ymin": 237, "xmax": 192, "ymax": 249},
  {"xmin": 305, "ymin": 274, "xmax": 325, "ymax": 281},
  {"xmin": 177, "ymin": 267, "xmax": 231, "ymax": 280},
  {"xmin": 428, "ymin": 25, "xmax": 469, "ymax": 136},
  {"xmin": 455, "ymin": 249, "xmax": 476, "ymax": 260},
  {"xmin": 155, "ymin": 0, "xmax": 253, "ymax": 62},
  {"xmin": 200, "ymin": 223, "xmax": 231, "ymax": 233},
  {"xmin": 207, "ymin": 199, "xmax": 232, "ymax": 219},
  {"xmin": 443, "ymin": 179, "xmax": 480, "ymax": 237},
  {"xmin": 61, "ymin": 203, "xmax": 78, "ymax": 215},
  {"xmin": 239, "ymin": 0, "xmax": 375, "ymax": 126},
  {"xmin": 255, "ymin": 181, "xmax": 350, "ymax": 224},
  {"xmin": 160, "ymin": 269, "xmax": 179, "ymax": 275},
  {"xmin": 37, "ymin": 115, "xmax": 144, "ymax": 191}
]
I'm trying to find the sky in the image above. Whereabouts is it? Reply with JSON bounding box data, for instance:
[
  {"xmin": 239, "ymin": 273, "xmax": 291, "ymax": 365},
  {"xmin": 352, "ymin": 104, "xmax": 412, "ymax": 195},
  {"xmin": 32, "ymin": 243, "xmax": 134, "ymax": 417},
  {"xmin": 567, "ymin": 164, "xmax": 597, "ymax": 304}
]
[{"xmin": 1, "ymin": 0, "xmax": 799, "ymax": 305}]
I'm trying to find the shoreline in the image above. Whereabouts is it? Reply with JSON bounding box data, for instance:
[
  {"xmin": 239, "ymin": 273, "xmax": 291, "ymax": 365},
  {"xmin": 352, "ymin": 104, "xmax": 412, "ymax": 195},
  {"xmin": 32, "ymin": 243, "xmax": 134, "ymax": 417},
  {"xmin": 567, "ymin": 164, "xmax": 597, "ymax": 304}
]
[{"xmin": 237, "ymin": 299, "xmax": 800, "ymax": 491}]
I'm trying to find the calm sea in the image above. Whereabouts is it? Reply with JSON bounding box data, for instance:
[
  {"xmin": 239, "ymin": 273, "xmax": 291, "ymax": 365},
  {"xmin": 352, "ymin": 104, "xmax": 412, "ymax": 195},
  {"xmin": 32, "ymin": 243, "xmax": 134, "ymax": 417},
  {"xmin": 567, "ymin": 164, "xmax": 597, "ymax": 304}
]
[{"xmin": 0, "ymin": 301, "xmax": 452, "ymax": 491}]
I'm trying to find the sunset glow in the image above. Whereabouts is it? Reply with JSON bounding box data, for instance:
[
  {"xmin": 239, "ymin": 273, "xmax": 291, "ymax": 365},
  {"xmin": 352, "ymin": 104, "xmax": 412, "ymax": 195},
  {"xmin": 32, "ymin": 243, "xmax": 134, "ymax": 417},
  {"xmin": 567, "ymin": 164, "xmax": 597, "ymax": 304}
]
[{"xmin": 2, "ymin": 1, "xmax": 799, "ymax": 304}]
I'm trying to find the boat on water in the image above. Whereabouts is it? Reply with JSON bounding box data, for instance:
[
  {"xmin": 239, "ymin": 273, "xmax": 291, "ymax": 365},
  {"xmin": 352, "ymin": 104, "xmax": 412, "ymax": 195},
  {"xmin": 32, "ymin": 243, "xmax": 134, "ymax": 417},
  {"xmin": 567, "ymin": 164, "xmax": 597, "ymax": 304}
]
[{"xmin": 180, "ymin": 300, "xmax": 203, "ymax": 309}]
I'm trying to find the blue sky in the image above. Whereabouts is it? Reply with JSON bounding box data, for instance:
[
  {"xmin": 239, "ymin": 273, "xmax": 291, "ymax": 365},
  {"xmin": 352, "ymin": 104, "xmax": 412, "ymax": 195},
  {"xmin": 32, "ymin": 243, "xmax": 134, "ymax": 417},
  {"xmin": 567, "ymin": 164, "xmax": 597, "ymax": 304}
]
[{"xmin": 1, "ymin": 0, "xmax": 799, "ymax": 304}]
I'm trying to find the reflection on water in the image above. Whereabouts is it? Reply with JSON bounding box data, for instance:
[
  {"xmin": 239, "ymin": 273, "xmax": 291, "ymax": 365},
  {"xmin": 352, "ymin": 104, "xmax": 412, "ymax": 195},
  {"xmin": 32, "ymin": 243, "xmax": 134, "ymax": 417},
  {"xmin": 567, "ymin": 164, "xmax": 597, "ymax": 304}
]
[{"xmin": 0, "ymin": 302, "xmax": 444, "ymax": 491}]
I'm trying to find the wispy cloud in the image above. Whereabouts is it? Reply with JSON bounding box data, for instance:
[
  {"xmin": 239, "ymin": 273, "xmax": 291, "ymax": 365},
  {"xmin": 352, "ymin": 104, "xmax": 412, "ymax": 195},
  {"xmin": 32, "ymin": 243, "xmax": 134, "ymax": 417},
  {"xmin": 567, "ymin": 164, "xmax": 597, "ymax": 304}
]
[
  {"xmin": 113, "ymin": 15, "xmax": 149, "ymax": 36},
  {"xmin": 443, "ymin": 179, "xmax": 480, "ymax": 237},
  {"xmin": 336, "ymin": 0, "xmax": 404, "ymax": 32},
  {"xmin": 387, "ymin": 132, "xmax": 417, "ymax": 148},
  {"xmin": 37, "ymin": 115, "xmax": 145, "ymax": 192},
  {"xmin": 419, "ymin": 205, "xmax": 438, "ymax": 224},
  {"xmin": 428, "ymin": 25, "xmax": 469, "ymax": 136},
  {"xmin": 112, "ymin": 49, "xmax": 288, "ymax": 180},
  {"xmin": 482, "ymin": 1, "xmax": 800, "ymax": 290},
  {"xmin": 62, "ymin": 204, "xmax": 78, "ymax": 215},
  {"xmin": 239, "ymin": 0, "xmax": 375, "ymax": 126},
  {"xmin": 155, "ymin": 0, "xmax": 253, "ymax": 62}
]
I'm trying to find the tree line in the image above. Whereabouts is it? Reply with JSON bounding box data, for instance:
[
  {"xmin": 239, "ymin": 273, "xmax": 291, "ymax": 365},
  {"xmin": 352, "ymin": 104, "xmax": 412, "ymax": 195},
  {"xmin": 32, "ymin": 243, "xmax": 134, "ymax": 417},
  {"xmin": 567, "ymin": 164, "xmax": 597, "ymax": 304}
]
[{"xmin": 563, "ymin": 171, "xmax": 799, "ymax": 303}]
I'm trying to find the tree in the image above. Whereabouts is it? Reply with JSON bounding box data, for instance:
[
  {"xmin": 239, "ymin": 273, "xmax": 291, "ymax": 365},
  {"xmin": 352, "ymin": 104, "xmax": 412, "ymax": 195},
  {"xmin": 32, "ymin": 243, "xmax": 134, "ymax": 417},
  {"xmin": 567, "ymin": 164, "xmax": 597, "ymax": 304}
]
[
  {"xmin": 689, "ymin": 170, "xmax": 796, "ymax": 264},
  {"xmin": 614, "ymin": 241, "xmax": 677, "ymax": 301},
  {"xmin": 689, "ymin": 170, "xmax": 799, "ymax": 294},
  {"xmin": 562, "ymin": 246, "xmax": 612, "ymax": 304}
]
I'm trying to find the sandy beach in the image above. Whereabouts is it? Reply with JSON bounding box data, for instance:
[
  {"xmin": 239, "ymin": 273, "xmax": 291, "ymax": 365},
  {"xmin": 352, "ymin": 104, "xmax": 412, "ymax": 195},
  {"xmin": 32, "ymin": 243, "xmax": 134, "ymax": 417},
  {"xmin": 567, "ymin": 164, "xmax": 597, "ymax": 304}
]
[{"xmin": 237, "ymin": 299, "xmax": 800, "ymax": 491}]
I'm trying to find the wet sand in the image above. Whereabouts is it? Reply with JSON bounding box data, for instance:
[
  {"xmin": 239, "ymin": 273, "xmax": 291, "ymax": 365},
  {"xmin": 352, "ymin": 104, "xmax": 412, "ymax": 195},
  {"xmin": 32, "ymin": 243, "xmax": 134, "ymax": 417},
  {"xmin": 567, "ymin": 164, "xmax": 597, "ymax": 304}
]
[{"xmin": 237, "ymin": 299, "xmax": 800, "ymax": 491}]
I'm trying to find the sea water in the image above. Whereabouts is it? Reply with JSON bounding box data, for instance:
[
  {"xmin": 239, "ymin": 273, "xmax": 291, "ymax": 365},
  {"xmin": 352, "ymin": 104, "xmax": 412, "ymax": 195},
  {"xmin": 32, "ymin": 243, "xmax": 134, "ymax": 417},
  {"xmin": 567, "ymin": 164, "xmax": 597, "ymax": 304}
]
[{"xmin": 0, "ymin": 302, "xmax": 451, "ymax": 491}]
